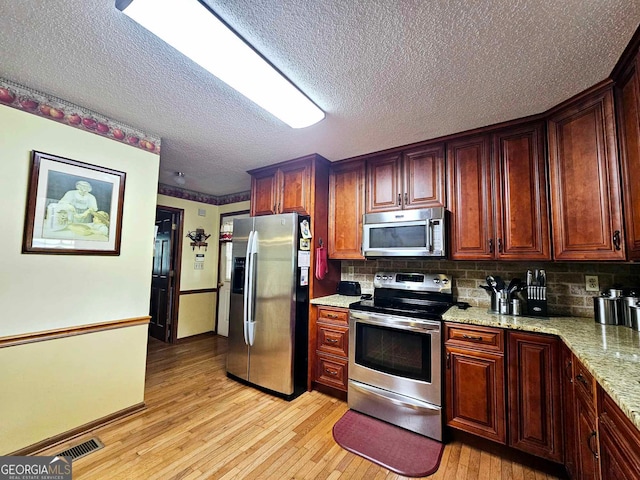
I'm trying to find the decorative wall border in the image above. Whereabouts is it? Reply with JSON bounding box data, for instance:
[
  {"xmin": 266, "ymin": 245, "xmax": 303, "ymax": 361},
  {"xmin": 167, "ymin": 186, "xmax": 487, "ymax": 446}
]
[
  {"xmin": 158, "ymin": 183, "xmax": 251, "ymax": 206},
  {"xmin": 0, "ymin": 77, "xmax": 161, "ymax": 155}
]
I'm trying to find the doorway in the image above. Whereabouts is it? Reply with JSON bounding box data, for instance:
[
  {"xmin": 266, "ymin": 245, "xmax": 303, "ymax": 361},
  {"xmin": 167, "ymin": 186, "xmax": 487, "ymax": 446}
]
[
  {"xmin": 149, "ymin": 206, "xmax": 183, "ymax": 343},
  {"xmin": 216, "ymin": 210, "xmax": 249, "ymax": 337}
]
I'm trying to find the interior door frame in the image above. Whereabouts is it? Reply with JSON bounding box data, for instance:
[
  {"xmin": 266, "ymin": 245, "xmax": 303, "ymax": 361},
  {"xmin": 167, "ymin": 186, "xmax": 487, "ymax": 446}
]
[
  {"xmin": 157, "ymin": 204, "xmax": 184, "ymax": 344},
  {"xmin": 215, "ymin": 209, "xmax": 250, "ymax": 334}
]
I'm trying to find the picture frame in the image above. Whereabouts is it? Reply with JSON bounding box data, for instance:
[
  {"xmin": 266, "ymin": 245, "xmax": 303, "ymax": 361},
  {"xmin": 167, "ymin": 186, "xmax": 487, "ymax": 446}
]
[{"xmin": 22, "ymin": 151, "xmax": 126, "ymax": 255}]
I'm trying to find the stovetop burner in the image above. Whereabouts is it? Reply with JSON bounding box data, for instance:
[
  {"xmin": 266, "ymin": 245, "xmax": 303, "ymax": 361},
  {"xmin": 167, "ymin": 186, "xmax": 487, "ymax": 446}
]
[{"xmin": 349, "ymin": 271, "xmax": 454, "ymax": 320}]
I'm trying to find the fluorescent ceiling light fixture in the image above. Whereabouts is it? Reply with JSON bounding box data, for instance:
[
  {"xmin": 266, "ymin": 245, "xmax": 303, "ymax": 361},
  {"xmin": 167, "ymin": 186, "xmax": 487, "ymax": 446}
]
[{"xmin": 116, "ymin": 0, "xmax": 325, "ymax": 128}]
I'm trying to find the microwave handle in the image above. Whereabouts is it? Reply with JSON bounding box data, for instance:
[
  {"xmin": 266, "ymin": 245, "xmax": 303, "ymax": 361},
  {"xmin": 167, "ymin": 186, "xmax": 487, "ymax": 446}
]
[{"xmin": 427, "ymin": 219, "xmax": 434, "ymax": 252}]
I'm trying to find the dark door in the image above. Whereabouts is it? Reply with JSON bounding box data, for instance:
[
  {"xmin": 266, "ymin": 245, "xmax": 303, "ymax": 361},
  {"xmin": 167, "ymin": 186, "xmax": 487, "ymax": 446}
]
[{"xmin": 150, "ymin": 207, "xmax": 180, "ymax": 342}]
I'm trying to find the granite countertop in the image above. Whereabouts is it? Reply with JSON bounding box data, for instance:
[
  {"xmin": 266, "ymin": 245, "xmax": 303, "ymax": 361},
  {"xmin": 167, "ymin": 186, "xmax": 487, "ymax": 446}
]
[
  {"xmin": 310, "ymin": 295, "xmax": 640, "ymax": 431},
  {"xmin": 443, "ymin": 307, "xmax": 640, "ymax": 431},
  {"xmin": 310, "ymin": 294, "xmax": 362, "ymax": 309}
]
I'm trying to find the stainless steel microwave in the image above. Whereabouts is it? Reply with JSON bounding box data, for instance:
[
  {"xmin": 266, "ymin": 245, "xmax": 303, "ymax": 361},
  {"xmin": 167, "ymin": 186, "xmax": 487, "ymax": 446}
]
[{"xmin": 362, "ymin": 207, "xmax": 447, "ymax": 258}]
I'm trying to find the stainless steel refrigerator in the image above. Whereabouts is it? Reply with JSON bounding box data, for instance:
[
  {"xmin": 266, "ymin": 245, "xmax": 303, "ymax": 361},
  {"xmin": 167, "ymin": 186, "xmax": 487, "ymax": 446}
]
[{"xmin": 226, "ymin": 213, "xmax": 309, "ymax": 399}]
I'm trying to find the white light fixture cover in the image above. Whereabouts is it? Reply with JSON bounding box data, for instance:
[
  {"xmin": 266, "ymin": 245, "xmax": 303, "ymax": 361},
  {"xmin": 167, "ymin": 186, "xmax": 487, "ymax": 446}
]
[
  {"xmin": 117, "ymin": 0, "xmax": 325, "ymax": 128},
  {"xmin": 174, "ymin": 171, "xmax": 186, "ymax": 185}
]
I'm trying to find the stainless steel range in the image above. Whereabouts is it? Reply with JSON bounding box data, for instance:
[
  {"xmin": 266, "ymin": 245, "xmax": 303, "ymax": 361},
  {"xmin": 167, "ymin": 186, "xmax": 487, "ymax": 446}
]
[{"xmin": 348, "ymin": 272, "xmax": 454, "ymax": 441}]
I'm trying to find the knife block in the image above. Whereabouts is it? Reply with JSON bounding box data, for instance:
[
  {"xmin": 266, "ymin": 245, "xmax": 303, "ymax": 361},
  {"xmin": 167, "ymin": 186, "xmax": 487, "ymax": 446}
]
[{"xmin": 526, "ymin": 286, "xmax": 548, "ymax": 317}]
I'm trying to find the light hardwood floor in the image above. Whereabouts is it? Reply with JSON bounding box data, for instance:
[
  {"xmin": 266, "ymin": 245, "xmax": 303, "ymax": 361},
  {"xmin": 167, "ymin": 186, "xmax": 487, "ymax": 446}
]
[{"xmin": 39, "ymin": 334, "xmax": 566, "ymax": 479}]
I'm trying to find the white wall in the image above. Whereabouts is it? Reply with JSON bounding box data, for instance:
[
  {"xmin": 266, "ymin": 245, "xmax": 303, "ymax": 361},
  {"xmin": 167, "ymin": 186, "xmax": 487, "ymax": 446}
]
[
  {"xmin": 0, "ymin": 104, "xmax": 159, "ymax": 453},
  {"xmin": 1, "ymin": 106, "xmax": 159, "ymax": 336},
  {"xmin": 156, "ymin": 195, "xmax": 250, "ymax": 338}
]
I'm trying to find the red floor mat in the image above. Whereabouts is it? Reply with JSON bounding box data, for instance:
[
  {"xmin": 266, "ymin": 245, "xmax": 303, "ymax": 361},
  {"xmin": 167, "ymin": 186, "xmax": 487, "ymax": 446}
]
[{"xmin": 332, "ymin": 410, "xmax": 445, "ymax": 478}]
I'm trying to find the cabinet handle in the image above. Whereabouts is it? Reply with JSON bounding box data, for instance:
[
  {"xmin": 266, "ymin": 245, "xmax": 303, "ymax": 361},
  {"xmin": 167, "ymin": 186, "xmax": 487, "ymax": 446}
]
[
  {"xmin": 488, "ymin": 239, "xmax": 494, "ymax": 253},
  {"xmin": 397, "ymin": 193, "xmax": 401, "ymax": 206},
  {"xmin": 587, "ymin": 431, "xmax": 599, "ymax": 459},
  {"xmin": 326, "ymin": 313, "xmax": 339, "ymax": 319},
  {"xmin": 278, "ymin": 202, "xmax": 281, "ymax": 212},
  {"xmin": 404, "ymin": 192, "xmax": 408, "ymax": 205},
  {"xmin": 576, "ymin": 373, "xmax": 589, "ymax": 389},
  {"xmin": 325, "ymin": 368, "xmax": 338, "ymax": 376},
  {"xmin": 273, "ymin": 204, "xmax": 277, "ymax": 212},
  {"xmin": 497, "ymin": 238, "xmax": 503, "ymax": 253},
  {"xmin": 326, "ymin": 338, "xmax": 339, "ymax": 344},
  {"xmin": 565, "ymin": 360, "xmax": 573, "ymax": 382},
  {"xmin": 613, "ymin": 230, "xmax": 621, "ymax": 251},
  {"xmin": 446, "ymin": 352, "xmax": 450, "ymax": 369},
  {"xmin": 462, "ymin": 334, "xmax": 483, "ymax": 341}
]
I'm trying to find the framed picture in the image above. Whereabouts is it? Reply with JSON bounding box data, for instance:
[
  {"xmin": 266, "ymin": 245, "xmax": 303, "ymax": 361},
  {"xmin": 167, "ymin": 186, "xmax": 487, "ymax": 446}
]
[{"xmin": 22, "ymin": 151, "xmax": 126, "ymax": 255}]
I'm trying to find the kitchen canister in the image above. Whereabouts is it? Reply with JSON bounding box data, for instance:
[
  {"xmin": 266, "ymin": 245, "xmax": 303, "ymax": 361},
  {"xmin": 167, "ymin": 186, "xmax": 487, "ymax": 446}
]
[
  {"xmin": 621, "ymin": 295, "xmax": 639, "ymax": 328},
  {"xmin": 593, "ymin": 294, "xmax": 621, "ymax": 325},
  {"xmin": 511, "ymin": 298, "xmax": 522, "ymax": 316},
  {"xmin": 629, "ymin": 305, "xmax": 640, "ymax": 331}
]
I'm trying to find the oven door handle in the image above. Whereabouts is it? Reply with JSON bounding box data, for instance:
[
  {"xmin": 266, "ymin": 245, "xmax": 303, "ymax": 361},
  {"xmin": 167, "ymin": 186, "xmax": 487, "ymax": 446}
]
[
  {"xmin": 350, "ymin": 381, "xmax": 441, "ymax": 412},
  {"xmin": 350, "ymin": 311, "xmax": 441, "ymax": 332}
]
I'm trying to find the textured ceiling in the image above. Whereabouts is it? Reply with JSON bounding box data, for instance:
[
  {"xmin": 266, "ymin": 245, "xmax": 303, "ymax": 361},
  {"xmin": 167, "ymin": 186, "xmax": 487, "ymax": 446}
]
[{"xmin": 1, "ymin": 1, "xmax": 639, "ymax": 196}]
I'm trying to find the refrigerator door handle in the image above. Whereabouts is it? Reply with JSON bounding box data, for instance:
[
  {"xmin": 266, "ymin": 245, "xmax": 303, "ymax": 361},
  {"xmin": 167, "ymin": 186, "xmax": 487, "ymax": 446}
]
[
  {"xmin": 243, "ymin": 230, "xmax": 254, "ymax": 346},
  {"xmin": 247, "ymin": 231, "xmax": 259, "ymax": 346}
]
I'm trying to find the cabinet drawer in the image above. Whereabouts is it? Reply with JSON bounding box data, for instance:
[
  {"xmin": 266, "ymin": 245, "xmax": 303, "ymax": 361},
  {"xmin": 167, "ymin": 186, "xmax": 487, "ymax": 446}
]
[
  {"xmin": 317, "ymin": 323, "xmax": 348, "ymax": 357},
  {"xmin": 574, "ymin": 358, "xmax": 597, "ymax": 411},
  {"xmin": 315, "ymin": 353, "xmax": 348, "ymax": 391},
  {"xmin": 318, "ymin": 307, "xmax": 349, "ymax": 325},
  {"xmin": 445, "ymin": 323, "xmax": 504, "ymax": 353}
]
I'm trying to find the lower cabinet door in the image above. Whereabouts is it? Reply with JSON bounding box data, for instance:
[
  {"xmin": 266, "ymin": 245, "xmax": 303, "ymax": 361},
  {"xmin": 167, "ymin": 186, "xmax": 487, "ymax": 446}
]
[
  {"xmin": 575, "ymin": 396, "xmax": 600, "ymax": 480},
  {"xmin": 315, "ymin": 352, "xmax": 348, "ymax": 391},
  {"xmin": 445, "ymin": 346, "xmax": 506, "ymax": 443},
  {"xmin": 507, "ymin": 332, "xmax": 563, "ymax": 462}
]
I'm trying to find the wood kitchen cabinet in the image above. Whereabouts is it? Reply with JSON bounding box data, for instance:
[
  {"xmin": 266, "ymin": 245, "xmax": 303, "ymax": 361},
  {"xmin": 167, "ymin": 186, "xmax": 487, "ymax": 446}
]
[
  {"xmin": 598, "ymin": 387, "xmax": 640, "ymax": 480},
  {"xmin": 366, "ymin": 143, "xmax": 445, "ymax": 213},
  {"xmin": 491, "ymin": 123, "xmax": 550, "ymax": 260},
  {"xmin": 447, "ymin": 123, "xmax": 550, "ymax": 261},
  {"xmin": 447, "ymin": 134, "xmax": 493, "ymax": 260},
  {"xmin": 249, "ymin": 158, "xmax": 311, "ymax": 216},
  {"xmin": 445, "ymin": 323, "xmax": 506, "ymax": 444},
  {"xmin": 561, "ymin": 344, "xmax": 577, "ymax": 479},
  {"xmin": 249, "ymin": 154, "xmax": 340, "ymax": 300},
  {"xmin": 309, "ymin": 306, "xmax": 349, "ymax": 398},
  {"xmin": 328, "ymin": 160, "xmax": 365, "ymax": 259},
  {"xmin": 547, "ymin": 83, "xmax": 625, "ymax": 261},
  {"xmin": 507, "ymin": 331, "xmax": 563, "ymax": 463},
  {"xmin": 573, "ymin": 359, "xmax": 600, "ymax": 480},
  {"xmin": 614, "ymin": 46, "xmax": 640, "ymax": 261}
]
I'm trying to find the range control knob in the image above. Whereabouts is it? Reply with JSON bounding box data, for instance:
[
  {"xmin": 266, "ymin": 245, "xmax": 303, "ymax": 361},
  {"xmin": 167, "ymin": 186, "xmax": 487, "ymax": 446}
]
[
  {"xmin": 442, "ymin": 278, "xmax": 449, "ymax": 284},
  {"xmin": 433, "ymin": 278, "xmax": 441, "ymax": 284}
]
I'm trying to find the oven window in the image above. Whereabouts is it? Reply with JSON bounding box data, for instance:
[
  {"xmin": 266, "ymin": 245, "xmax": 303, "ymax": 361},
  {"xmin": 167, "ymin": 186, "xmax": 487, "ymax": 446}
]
[
  {"xmin": 355, "ymin": 322, "xmax": 431, "ymax": 382},
  {"xmin": 369, "ymin": 225, "xmax": 426, "ymax": 248}
]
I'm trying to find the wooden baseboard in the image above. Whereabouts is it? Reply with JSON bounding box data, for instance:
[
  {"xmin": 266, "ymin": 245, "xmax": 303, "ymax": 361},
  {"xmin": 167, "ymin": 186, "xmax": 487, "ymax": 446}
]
[
  {"xmin": 9, "ymin": 402, "xmax": 146, "ymax": 456},
  {"xmin": 176, "ymin": 331, "xmax": 217, "ymax": 343}
]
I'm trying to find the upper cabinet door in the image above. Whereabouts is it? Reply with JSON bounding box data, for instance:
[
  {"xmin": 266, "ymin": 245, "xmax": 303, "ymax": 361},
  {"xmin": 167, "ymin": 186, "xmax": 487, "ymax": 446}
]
[
  {"xmin": 402, "ymin": 144, "xmax": 446, "ymax": 210},
  {"xmin": 615, "ymin": 50, "xmax": 640, "ymax": 260},
  {"xmin": 447, "ymin": 135, "xmax": 494, "ymax": 260},
  {"xmin": 492, "ymin": 123, "xmax": 551, "ymax": 260},
  {"xmin": 250, "ymin": 169, "xmax": 278, "ymax": 217},
  {"xmin": 548, "ymin": 86, "xmax": 625, "ymax": 261},
  {"xmin": 328, "ymin": 160, "xmax": 365, "ymax": 259},
  {"xmin": 365, "ymin": 152, "xmax": 402, "ymax": 213},
  {"xmin": 279, "ymin": 161, "xmax": 310, "ymax": 215}
]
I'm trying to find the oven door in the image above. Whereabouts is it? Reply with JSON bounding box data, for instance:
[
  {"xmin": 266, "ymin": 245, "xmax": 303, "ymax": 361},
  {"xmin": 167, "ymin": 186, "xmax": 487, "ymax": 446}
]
[{"xmin": 348, "ymin": 310, "xmax": 441, "ymax": 407}]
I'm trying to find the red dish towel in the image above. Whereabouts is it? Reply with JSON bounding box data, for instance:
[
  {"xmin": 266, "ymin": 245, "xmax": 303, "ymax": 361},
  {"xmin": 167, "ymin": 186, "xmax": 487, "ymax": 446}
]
[{"xmin": 315, "ymin": 245, "xmax": 328, "ymax": 280}]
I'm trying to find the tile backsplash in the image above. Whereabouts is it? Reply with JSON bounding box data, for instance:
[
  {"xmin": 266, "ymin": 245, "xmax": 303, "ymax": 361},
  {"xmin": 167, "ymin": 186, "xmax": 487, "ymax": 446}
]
[{"xmin": 340, "ymin": 260, "xmax": 640, "ymax": 318}]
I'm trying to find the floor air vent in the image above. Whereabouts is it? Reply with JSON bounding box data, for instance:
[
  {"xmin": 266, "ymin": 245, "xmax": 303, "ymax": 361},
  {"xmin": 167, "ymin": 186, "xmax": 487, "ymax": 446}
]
[{"xmin": 55, "ymin": 437, "xmax": 104, "ymax": 461}]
